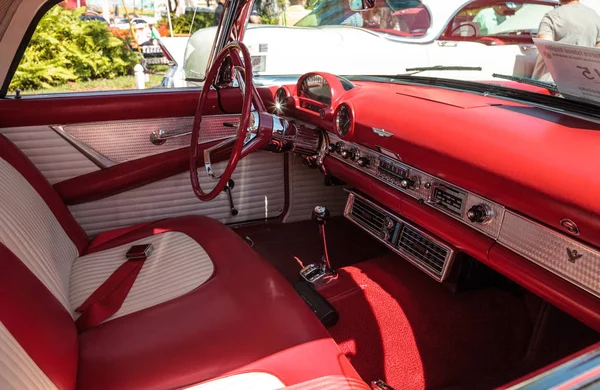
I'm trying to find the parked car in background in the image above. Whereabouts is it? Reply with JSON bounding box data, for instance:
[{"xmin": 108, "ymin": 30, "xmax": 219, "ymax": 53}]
[
  {"xmin": 183, "ymin": 0, "xmax": 564, "ymax": 84},
  {"xmin": 111, "ymin": 17, "xmax": 149, "ymax": 30},
  {"xmin": 80, "ymin": 14, "xmax": 108, "ymax": 24}
]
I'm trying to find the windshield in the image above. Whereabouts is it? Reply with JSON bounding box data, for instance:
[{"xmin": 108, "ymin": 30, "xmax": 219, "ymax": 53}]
[{"xmin": 180, "ymin": 0, "xmax": 600, "ymax": 107}]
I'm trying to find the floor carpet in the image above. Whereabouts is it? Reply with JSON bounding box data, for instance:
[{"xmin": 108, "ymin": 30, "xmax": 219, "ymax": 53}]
[
  {"xmin": 235, "ymin": 219, "xmax": 599, "ymax": 389},
  {"xmin": 320, "ymin": 255, "xmax": 532, "ymax": 390}
]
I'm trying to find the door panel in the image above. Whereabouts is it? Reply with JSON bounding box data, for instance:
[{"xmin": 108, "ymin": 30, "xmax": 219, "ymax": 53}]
[
  {"xmin": 0, "ymin": 90, "xmax": 284, "ymax": 235},
  {"xmin": 55, "ymin": 115, "xmax": 240, "ymax": 165},
  {"xmin": 69, "ymin": 152, "xmax": 285, "ymax": 236}
]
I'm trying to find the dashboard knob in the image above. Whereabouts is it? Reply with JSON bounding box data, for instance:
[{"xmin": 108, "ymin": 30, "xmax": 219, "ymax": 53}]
[
  {"xmin": 357, "ymin": 157, "xmax": 369, "ymax": 167},
  {"xmin": 400, "ymin": 177, "xmax": 415, "ymax": 189},
  {"xmin": 341, "ymin": 149, "xmax": 355, "ymax": 159},
  {"xmin": 383, "ymin": 217, "xmax": 395, "ymax": 229},
  {"xmin": 327, "ymin": 144, "xmax": 336, "ymax": 153},
  {"xmin": 335, "ymin": 142, "xmax": 343, "ymax": 153},
  {"xmin": 467, "ymin": 204, "xmax": 491, "ymax": 223},
  {"xmin": 379, "ymin": 229, "xmax": 391, "ymax": 241}
]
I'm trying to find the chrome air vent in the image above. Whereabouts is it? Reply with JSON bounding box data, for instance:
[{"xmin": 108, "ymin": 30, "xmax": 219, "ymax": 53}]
[
  {"xmin": 397, "ymin": 224, "xmax": 449, "ymax": 279},
  {"xmin": 344, "ymin": 191, "xmax": 455, "ymax": 281},
  {"xmin": 350, "ymin": 196, "xmax": 386, "ymax": 234}
]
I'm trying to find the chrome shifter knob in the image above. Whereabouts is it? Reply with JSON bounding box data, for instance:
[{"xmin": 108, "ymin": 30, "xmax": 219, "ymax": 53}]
[{"xmin": 312, "ymin": 206, "xmax": 330, "ymax": 224}]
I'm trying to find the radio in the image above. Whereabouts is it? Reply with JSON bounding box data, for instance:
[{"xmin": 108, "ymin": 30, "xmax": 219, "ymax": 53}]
[{"xmin": 428, "ymin": 183, "xmax": 467, "ymax": 217}]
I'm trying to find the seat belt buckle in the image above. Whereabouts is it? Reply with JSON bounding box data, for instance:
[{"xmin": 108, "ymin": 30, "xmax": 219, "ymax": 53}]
[{"xmin": 126, "ymin": 244, "xmax": 154, "ymax": 260}]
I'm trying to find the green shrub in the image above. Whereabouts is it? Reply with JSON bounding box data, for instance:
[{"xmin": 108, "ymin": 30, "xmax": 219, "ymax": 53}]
[
  {"xmin": 260, "ymin": 15, "xmax": 279, "ymax": 25},
  {"xmin": 9, "ymin": 6, "xmax": 140, "ymax": 91},
  {"xmin": 158, "ymin": 12, "xmax": 216, "ymax": 35}
]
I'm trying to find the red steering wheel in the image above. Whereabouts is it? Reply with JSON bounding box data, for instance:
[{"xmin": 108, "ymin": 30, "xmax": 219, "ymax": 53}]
[{"xmin": 189, "ymin": 41, "xmax": 255, "ymax": 201}]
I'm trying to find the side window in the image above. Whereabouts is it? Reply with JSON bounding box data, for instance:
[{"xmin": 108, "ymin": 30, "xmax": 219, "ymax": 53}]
[{"xmin": 8, "ymin": 2, "xmax": 218, "ymax": 95}]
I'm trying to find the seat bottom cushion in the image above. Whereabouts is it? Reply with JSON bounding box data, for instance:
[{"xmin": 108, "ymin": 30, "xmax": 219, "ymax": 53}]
[
  {"xmin": 76, "ymin": 216, "xmax": 360, "ymax": 389},
  {"xmin": 70, "ymin": 231, "xmax": 214, "ymax": 323}
]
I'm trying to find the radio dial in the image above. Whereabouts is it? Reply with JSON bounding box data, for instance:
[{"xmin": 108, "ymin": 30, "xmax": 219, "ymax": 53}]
[{"xmin": 467, "ymin": 204, "xmax": 492, "ymax": 223}]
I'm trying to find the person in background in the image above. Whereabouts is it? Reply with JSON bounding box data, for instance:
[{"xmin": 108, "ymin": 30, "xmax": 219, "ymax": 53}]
[
  {"xmin": 279, "ymin": 0, "xmax": 311, "ymax": 26},
  {"xmin": 249, "ymin": 4, "xmax": 262, "ymax": 23},
  {"xmin": 532, "ymin": 0, "xmax": 600, "ymax": 81},
  {"xmin": 473, "ymin": 3, "xmax": 511, "ymax": 35}
]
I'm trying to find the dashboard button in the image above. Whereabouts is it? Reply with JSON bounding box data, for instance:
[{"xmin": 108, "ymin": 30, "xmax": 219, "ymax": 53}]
[
  {"xmin": 400, "ymin": 177, "xmax": 415, "ymax": 189},
  {"xmin": 357, "ymin": 157, "xmax": 369, "ymax": 167},
  {"xmin": 341, "ymin": 149, "xmax": 355, "ymax": 159}
]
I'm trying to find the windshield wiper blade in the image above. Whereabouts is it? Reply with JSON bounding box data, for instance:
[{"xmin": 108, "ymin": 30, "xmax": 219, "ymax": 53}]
[
  {"xmin": 492, "ymin": 73, "xmax": 559, "ymax": 93},
  {"xmin": 403, "ymin": 65, "xmax": 482, "ymax": 75}
]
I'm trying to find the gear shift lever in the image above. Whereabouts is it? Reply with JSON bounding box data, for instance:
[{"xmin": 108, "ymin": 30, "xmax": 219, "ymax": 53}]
[
  {"xmin": 300, "ymin": 206, "xmax": 337, "ymax": 287},
  {"xmin": 312, "ymin": 206, "xmax": 332, "ymax": 270}
]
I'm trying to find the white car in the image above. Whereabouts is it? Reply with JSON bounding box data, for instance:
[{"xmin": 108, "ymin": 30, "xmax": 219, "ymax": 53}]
[
  {"xmin": 183, "ymin": 0, "xmax": 571, "ymax": 84},
  {"xmin": 111, "ymin": 17, "xmax": 149, "ymax": 30}
]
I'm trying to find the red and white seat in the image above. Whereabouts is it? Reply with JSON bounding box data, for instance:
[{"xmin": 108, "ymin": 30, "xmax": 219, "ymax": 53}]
[{"xmin": 0, "ymin": 134, "xmax": 364, "ymax": 389}]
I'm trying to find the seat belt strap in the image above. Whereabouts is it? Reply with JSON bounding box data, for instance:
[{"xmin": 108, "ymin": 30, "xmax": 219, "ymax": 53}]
[{"xmin": 75, "ymin": 258, "xmax": 146, "ymax": 332}]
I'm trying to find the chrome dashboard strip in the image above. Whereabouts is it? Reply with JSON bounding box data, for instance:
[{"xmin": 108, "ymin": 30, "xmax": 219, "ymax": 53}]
[
  {"xmin": 499, "ymin": 211, "xmax": 600, "ymax": 299},
  {"xmin": 325, "ymin": 133, "xmax": 505, "ymax": 239}
]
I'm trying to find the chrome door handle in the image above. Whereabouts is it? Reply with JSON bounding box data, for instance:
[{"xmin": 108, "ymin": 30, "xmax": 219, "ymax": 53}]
[{"xmin": 150, "ymin": 128, "xmax": 192, "ymax": 145}]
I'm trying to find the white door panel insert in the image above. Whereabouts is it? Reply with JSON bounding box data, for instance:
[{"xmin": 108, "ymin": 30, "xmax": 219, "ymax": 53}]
[{"xmin": 70, "ymin": 152, "xmax": 285, "ymax": 236}]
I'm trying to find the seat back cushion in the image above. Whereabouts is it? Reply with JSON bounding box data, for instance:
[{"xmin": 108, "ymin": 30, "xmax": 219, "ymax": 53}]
[
  {"xmin": 0, "ymin": 134, "xmax": 87, "ymax": 309},
  {"xmin": 0, "ymin": 135, "xmax": 82, "ymax": 389}
]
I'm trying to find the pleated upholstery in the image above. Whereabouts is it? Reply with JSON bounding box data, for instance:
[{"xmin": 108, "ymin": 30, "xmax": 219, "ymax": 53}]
[
  {"xmin": 0, "ymin": 322, "xmax": 58, "ymax": 390},
  {"xmin": 70, "ymin": 232, "xmax": 214, "ymax": 322},
  {"xmin": 0, "ymin": 158, "xmax": 78, "ymax": 312}
]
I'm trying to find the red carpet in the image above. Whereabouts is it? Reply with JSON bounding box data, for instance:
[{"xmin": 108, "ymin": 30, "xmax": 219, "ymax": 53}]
[{"xmin": 322, "ymin": 255, "xmax": 532, "ymax": 390}]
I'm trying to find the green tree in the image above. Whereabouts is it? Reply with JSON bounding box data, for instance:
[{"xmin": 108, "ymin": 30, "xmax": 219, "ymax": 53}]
[{"xmin": 10, "ymin": 6, "xmax": 140, "ymax": 91}]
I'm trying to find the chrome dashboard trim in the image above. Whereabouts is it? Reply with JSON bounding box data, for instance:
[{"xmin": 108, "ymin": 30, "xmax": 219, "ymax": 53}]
[
  {"xmin": 326, "ymin": 133, "xmax": 505, "ymax": 239},
  {"xmin": 345, "ymin": 190, "xmax": 456, "ymax": 282},
  {"xmin": 499, "ymin": 211, "xmax": 600, "ymax": 299}
]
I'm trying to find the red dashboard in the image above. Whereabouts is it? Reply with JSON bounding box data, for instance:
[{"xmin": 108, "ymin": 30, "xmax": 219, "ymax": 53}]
[{"xmin": 258, "ymin": 72, "xmax": 600, "ymax": 331}]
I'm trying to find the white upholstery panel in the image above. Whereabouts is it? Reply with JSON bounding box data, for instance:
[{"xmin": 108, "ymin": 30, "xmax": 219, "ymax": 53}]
[
  {"xmin": 185, "ymin": 372, "xmax": 284, "ymax": 390},
  {"xmin": 0, "ymin": 322, "xmax": 58, "ymax": 390},
  {"xmin": 283, "ymin": 155, "xmax": 347, "ymax": 223},
  {"xmin": 70, "ymin": 232, "xmax": 214, "ymax": 322},
  {"xmin": 0, "ymin": 159, "xmax": 77, "ymax": 311},
  {"xmin": 69, "ymin": 152, "xmax": 285, "ymax": 236},
  {"xmin": 0, "ymin": 126, "xmax": 99, "ymax": 184}
]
